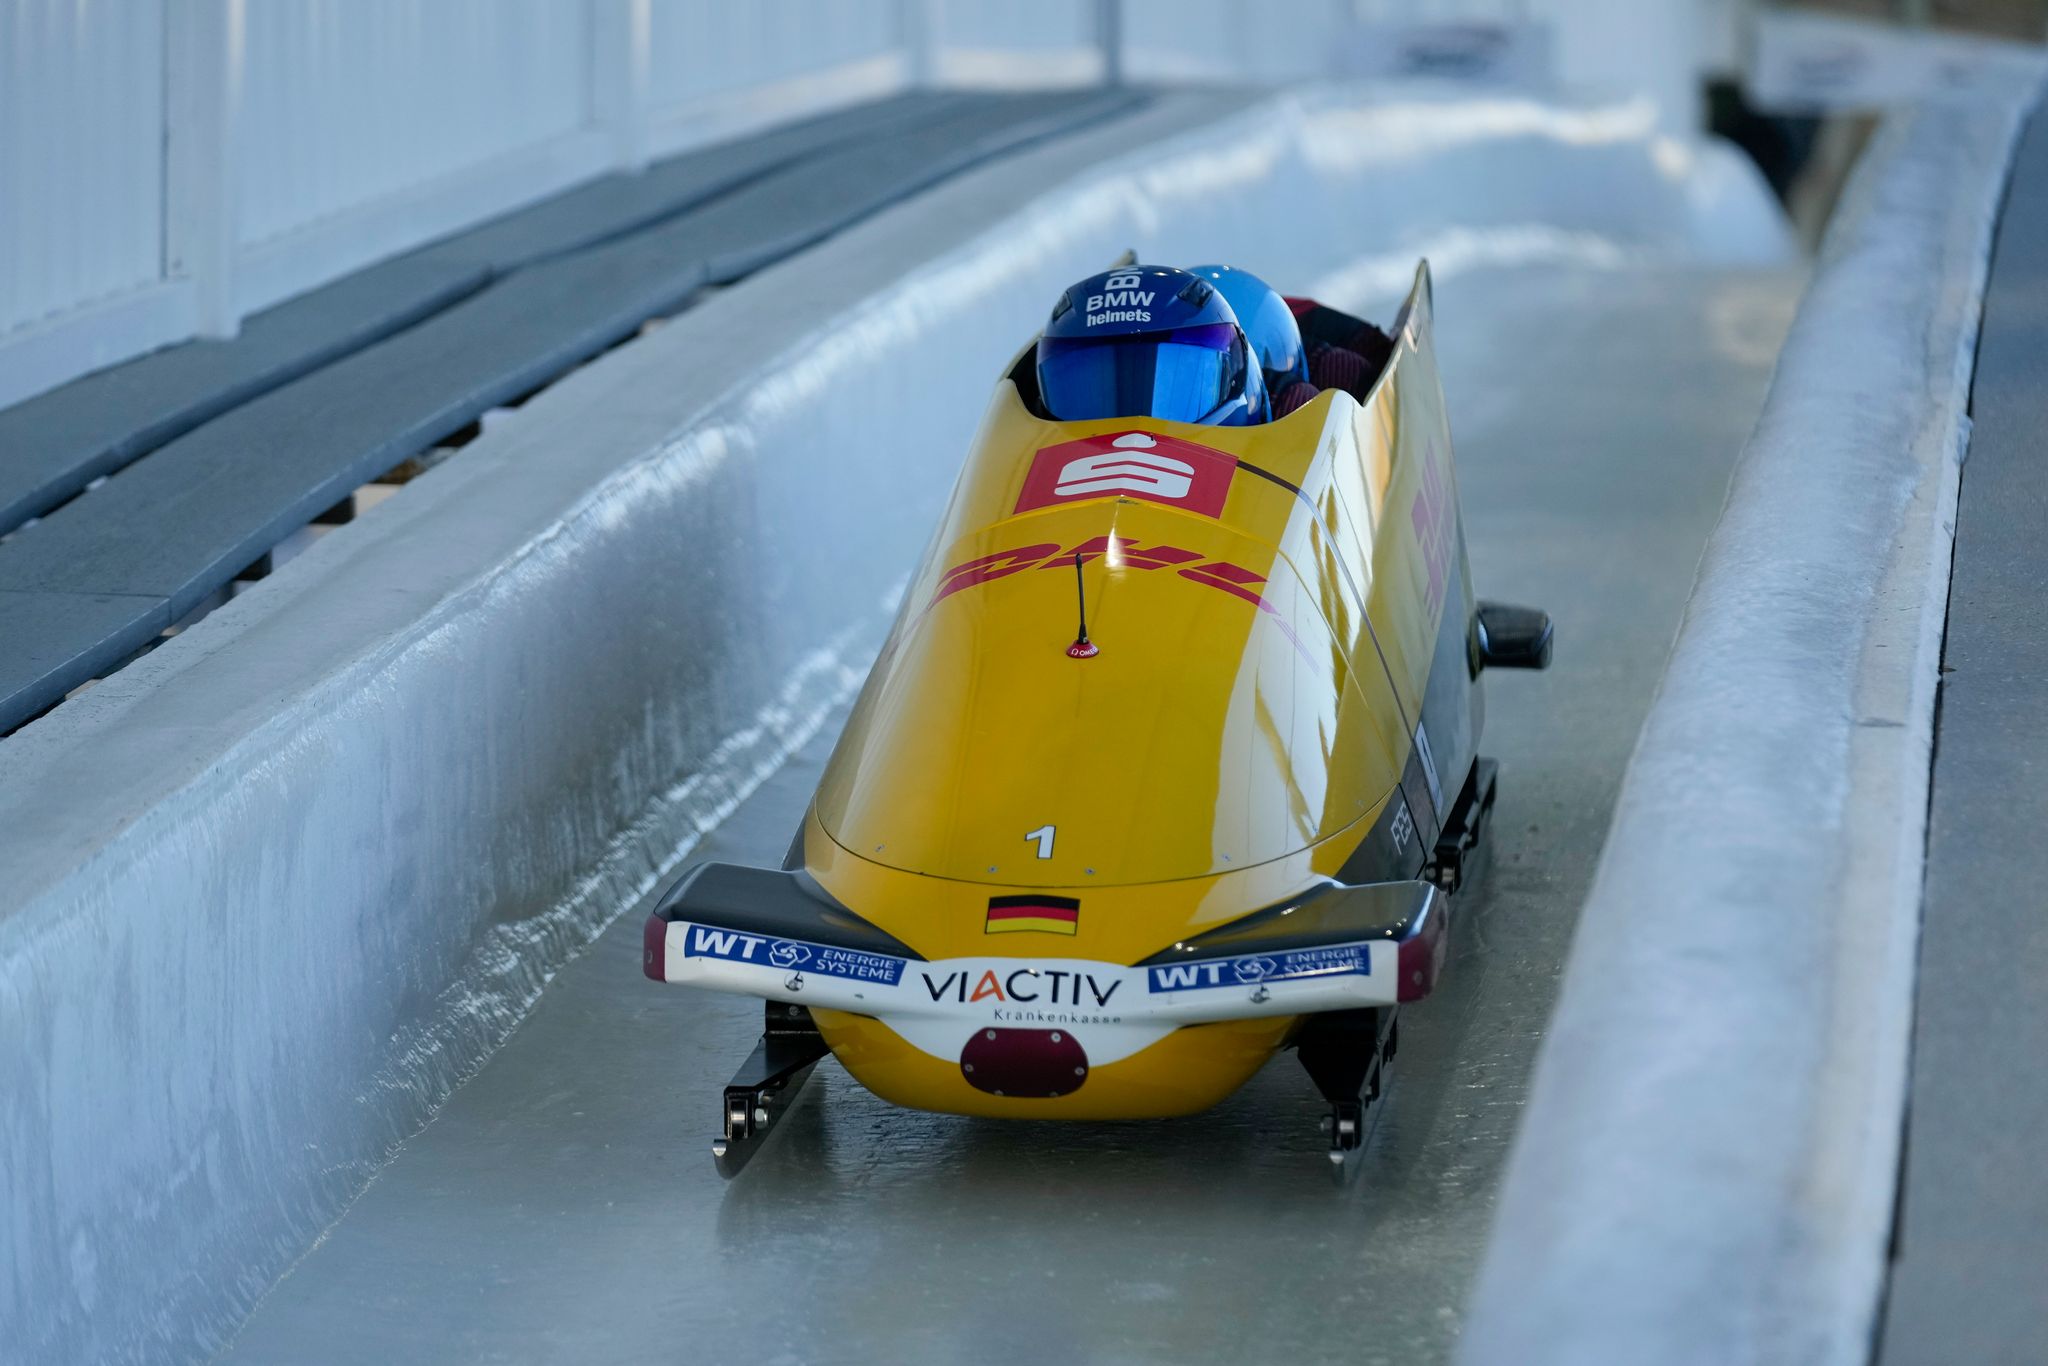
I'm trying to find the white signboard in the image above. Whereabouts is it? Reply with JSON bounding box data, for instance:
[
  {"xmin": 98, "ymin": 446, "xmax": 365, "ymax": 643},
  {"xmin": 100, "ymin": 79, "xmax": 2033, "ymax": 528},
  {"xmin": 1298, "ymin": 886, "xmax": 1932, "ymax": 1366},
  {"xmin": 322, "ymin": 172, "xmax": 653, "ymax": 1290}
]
[
  {"xmin": 1748, "ymin": 9, "xmax": 2045, "ymax": 114},
  {"xmin": 1337, "ymin": 21, "xmax": 1555, "ymax": 88}
]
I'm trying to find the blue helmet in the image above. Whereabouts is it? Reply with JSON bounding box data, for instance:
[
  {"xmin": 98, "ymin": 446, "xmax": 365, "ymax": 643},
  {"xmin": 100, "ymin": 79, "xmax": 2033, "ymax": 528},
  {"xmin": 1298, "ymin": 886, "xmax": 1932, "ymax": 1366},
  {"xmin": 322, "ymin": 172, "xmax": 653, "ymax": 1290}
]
[
  {"xmin": 1188, "ymin": 265, "xmax": 1307, "ymax": 395},
  {"xmin": 1036, "ymin": 265, "xmax": 1267, "ymax": 426}
]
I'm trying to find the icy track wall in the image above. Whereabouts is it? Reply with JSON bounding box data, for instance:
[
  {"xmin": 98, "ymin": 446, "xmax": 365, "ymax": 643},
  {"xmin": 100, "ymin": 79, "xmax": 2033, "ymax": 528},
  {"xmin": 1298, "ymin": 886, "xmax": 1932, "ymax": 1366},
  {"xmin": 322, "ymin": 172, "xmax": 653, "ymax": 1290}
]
[
  {"xmin": 0, "ymin": 89, "xmax": 1786, "ymax": 1364},
  {"xmin": 1460, "ymin": 76, "xmax": 2043, "ymax": 1366}
]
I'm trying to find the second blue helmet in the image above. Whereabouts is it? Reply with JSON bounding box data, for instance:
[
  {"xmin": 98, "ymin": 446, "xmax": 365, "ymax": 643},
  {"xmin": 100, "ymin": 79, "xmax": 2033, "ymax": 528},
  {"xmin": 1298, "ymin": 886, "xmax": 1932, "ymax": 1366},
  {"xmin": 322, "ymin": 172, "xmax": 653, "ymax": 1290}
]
[{"xmin": 1188, "ymin": 264, "xmax": 1308, "ymax": 396}]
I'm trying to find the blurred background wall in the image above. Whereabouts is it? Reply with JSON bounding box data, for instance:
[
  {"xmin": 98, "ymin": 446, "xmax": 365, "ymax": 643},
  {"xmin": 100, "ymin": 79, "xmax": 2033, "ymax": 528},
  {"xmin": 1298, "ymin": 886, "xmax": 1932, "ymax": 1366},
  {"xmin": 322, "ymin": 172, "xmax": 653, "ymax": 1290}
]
[{"xmin": 1, "ymin": 0, "xmax": 2040, "ymax": 412}]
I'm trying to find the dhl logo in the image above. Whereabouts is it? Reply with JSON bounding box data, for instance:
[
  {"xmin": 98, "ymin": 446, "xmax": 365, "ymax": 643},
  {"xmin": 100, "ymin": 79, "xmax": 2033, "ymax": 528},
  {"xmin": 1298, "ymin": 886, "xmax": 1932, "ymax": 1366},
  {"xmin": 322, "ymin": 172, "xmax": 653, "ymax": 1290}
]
[
  {"xmin": 928, "ymin": 534, "xmax": 1317, "ymax": 665},
  {"xmin": 931, "ymin": 535, "xmax": 1269, "ymax": 609},
  {"xmin": 1410, "ymin": 442, "xmax": 1457, "ymax": 621}
]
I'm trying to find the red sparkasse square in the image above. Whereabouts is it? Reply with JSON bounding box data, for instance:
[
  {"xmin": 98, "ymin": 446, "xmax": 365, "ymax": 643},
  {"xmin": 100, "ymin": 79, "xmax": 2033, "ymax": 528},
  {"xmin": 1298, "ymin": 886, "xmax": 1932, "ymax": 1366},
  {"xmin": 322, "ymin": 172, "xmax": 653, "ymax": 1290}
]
[{"xmin": 1014, "ymin": 430, "xmax": 1238, "ymax": 518}]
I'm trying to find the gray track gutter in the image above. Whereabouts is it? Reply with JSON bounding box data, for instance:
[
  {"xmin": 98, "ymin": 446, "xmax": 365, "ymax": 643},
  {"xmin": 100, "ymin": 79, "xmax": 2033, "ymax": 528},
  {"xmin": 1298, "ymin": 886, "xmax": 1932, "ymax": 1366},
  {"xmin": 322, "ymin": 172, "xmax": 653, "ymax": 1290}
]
[{"xmin": 1877, "ymin": 99, "xmax": 2048, "ymax": 1366}]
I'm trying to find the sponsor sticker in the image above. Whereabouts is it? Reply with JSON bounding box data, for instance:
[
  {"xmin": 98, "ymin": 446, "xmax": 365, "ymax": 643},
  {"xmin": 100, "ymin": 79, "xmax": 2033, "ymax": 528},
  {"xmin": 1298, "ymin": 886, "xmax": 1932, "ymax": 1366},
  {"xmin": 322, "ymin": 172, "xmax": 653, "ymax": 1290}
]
[
  {"xmin": 1145, "ymin": 943, "xmax": 1372, "ymax": 993},
  {"xmin": 934, "ymin": 536, "xmax": 1264, "ymax": 609},
  {"xmin": 919, "ymin": 965, "xmax": 1122, "ymax": 1011},
  {"xmin": 926, "ymin": 533, "xmax": 1319, "ymax": 669},
  {"xmin": 1014, "ymin": 431, "xmax": 1237, "ymax": 517},
  {"xmin": 1084, "ymin": 271, "xmax": 1155, "ymax": 326},
  {"xmin": 1410, "ymin": 441, "xmax": 1457, "ymax": 620},
  {"xmin": 1414, "ymin": 721, "xmax": 1443, "ymax": 813},
  {"xmin": 681, "ymin": 925, "xmax": 905, "ymax": 986}
]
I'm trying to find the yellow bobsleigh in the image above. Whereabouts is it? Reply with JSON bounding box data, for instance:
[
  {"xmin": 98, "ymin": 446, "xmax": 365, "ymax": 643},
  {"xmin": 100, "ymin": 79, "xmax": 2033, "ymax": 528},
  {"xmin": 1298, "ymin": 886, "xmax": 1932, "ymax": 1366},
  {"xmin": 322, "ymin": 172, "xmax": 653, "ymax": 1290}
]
[{"xmin": 643, "ymin": 263, "xmax": 1550, "ymax": 1176}]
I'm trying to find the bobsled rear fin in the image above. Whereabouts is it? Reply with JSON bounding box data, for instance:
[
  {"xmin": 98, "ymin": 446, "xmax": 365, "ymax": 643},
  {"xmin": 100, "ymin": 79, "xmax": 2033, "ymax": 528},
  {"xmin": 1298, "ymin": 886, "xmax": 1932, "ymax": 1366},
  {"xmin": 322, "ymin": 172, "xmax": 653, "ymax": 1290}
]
[
  {"xmin": 651, "ymin": 862, "xmax": 924, "ymax": 961},
  {"xmin": 1137, "ymin": 879, "xmax": 1440, "ymax": 965}
]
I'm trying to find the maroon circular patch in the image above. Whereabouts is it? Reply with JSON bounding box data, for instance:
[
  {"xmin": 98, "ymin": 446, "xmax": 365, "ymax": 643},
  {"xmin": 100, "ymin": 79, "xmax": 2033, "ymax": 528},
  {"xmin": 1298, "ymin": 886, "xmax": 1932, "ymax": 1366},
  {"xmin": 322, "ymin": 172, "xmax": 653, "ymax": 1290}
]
[{"xmin": 959, "ymin": 1027, "xmax": 1090, "ymax": 1099}]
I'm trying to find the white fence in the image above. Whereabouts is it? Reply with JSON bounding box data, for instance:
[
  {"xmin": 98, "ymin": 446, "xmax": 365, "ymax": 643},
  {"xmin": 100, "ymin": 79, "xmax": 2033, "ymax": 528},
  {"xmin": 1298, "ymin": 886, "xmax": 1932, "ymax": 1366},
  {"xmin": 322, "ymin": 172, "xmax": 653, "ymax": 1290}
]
[
  {"xmin": 0, "ymin": 0, "xmax": 930, "ymax": 409},
  {"xmin": 0, "ymin": 0, "xmax": 1710, "ymax": 412}
]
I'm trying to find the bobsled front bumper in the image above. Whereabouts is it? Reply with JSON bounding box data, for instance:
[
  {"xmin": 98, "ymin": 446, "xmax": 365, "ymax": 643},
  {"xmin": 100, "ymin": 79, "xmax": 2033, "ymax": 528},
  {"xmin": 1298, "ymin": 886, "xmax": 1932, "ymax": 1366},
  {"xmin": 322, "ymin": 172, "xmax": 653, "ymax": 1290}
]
[{"xmin": 643, "ymin": 864, "xmax": 1448, "ymax": 1071}]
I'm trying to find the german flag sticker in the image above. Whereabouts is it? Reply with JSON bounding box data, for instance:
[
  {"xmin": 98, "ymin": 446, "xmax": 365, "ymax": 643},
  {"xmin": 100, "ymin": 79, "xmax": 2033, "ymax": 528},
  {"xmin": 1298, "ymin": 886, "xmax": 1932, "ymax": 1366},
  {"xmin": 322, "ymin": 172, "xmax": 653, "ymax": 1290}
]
[{"xmin": 985, "ymin": 894, "xmax": 1080, "ymax": 936}]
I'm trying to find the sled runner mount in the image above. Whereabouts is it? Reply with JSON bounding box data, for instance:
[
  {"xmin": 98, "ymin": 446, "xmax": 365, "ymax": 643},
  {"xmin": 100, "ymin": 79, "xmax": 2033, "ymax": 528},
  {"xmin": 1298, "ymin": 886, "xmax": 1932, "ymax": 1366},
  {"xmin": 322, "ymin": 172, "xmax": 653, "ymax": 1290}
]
[{"xmin": 711, "ymin": 1001, "xmax": 829, "ymax": 1179}]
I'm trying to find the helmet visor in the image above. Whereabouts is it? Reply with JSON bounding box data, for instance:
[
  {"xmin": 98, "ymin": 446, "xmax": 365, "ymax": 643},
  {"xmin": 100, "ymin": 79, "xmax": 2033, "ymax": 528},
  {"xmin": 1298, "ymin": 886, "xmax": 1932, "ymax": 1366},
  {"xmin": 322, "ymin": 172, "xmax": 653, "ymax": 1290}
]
[{"xmin": 1038, "ymin": 324, "xmax": 1244, "ymax": 424}]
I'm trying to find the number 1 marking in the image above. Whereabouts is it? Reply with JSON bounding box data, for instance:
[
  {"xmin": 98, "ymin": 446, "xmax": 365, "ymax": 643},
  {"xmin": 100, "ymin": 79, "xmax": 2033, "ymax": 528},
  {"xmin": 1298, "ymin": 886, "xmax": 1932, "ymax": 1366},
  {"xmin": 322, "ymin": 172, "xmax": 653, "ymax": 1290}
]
[{"xmin": 1025, "ymin": 825, "xmax": 1055, "ymax": 859}]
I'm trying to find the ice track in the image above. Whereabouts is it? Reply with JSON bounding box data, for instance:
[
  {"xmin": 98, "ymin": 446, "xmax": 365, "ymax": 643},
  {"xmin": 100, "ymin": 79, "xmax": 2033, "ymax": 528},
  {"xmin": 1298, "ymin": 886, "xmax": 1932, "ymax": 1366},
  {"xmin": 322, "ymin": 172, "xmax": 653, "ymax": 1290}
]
[{"xmin": 215, "ymin": 262, "xmax": 1799, "ymax": 1366}]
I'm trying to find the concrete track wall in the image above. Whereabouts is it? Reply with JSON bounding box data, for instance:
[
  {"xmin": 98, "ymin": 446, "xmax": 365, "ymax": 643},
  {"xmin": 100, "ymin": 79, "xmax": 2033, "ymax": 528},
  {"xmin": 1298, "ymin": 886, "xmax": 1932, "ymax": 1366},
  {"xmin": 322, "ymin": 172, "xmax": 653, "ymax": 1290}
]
[
  {"xmin": 0, "ymin": 89, "xmax": 1784, "ymax": 1364},
  {"xmin": 1461, "ymin": 72, "xmax": 2043, "ymax": 1366}
]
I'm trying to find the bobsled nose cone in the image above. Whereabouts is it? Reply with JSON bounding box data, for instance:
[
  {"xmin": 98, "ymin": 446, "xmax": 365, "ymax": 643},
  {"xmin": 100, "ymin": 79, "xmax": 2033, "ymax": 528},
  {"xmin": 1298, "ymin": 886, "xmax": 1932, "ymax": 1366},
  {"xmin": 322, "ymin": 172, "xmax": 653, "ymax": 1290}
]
[{"xmin": 960, "ymin": 1027, "xmax": 1090, "ymax": 1099}]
